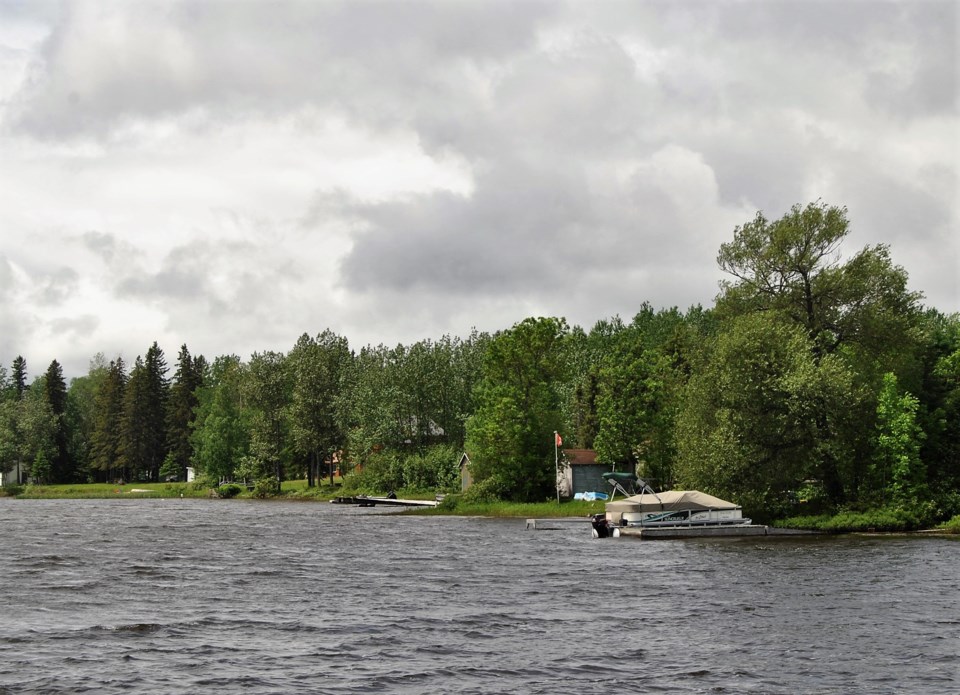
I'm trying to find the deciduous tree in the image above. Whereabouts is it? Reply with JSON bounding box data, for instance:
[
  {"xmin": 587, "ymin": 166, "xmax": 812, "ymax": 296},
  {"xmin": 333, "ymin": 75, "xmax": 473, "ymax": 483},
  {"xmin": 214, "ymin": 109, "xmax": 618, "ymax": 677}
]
[{"xmin": 465, "ymin": 317, "xmax": 568, "ymax": 501}]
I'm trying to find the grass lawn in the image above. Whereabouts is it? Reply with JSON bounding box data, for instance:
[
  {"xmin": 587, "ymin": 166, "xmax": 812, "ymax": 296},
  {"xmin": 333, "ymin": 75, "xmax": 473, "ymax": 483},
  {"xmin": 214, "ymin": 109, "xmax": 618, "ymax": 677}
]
[{"xmin": 6, "ymin": 480, "xmax": 608, "ymax": 519}]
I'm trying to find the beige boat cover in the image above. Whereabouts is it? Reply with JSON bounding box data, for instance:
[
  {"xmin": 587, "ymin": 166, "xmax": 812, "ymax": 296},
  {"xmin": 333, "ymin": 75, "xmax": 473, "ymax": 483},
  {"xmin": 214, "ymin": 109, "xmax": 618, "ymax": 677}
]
[{"xmin": 606, "ymin": 490, "xmax": 740, "ymax": 514}]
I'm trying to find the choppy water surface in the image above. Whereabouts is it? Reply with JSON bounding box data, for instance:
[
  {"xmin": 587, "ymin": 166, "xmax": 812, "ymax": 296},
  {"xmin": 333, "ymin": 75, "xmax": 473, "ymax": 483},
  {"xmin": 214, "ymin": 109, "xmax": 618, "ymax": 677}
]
[{"xmin": 0, "ymin": 498, "xmax": 957, "ymax": 694}]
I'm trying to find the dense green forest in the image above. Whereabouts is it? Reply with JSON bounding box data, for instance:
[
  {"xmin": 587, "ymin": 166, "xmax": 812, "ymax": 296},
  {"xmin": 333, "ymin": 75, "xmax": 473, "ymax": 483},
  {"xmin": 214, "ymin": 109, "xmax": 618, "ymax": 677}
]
[{"xmin": 2, "ymin": 203, "xmax": 958, "ymax": 523}]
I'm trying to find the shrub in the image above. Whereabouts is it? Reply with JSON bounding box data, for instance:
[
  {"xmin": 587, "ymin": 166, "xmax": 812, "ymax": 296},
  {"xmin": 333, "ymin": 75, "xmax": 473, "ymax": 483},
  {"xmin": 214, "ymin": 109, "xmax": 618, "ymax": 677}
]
[
  {"xmin": 938, "ymin": 515, "xmax": 960, "ymax": 534},
  {"xmin": 218, "ymin": 484, "xmax": 243, "ymax": 499},
  {"xmin": 437, "ymin": 493, "xmax": 461, "ymax": 511},
  {"xmin": 0, "ymin": 484, "xmax": 24, "ymax": 497},
  {"xmin": 252, "ymin": 478, "xmax": 279, "ymax": 499},
  {"xmin": 775, "ymin": 506, "xmax": 928, "ymax": 533},
  {"xmin": 462, "ymin": 476, "xmax": 508, "ymax": 504}
]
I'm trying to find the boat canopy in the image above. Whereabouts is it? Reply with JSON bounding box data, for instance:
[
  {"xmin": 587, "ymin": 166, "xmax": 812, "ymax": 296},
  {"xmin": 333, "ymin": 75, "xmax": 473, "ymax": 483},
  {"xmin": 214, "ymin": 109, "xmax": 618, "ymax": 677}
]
[{"xmin": 606, "ymin": 490, "xmax": 740, "ymax": 514}]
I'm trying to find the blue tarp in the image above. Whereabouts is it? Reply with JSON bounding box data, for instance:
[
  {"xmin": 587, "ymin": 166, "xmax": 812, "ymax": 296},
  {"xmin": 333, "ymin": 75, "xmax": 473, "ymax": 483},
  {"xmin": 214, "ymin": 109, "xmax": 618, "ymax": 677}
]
[{"xmin": 573, "ymin": 491, "xmax": 609, "ymax": 501}]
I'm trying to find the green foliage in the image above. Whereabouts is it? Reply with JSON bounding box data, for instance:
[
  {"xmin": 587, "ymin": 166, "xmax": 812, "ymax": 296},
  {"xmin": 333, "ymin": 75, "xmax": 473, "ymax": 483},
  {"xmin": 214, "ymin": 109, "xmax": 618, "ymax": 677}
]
[
  {"xmin": 0, "ymin": 484, "xmax": 24, "ymax": 497},
  {"xmin": 466, "ymin": 317, "xmax": 568, "ymax": 502},
  {"xmin": 675, "ymin": 313, "xmax": 857, "ymax": 504},
  {"xmin": 287, "ymin": 330, "xmax": 349, "ymax": 486},
  {"xmin": 717, "ymin": 201, "xmax": 920, "ymax": 361},
  {"xmin": 44, "ymin": 359, "xmax": 71, "ymax": 482},
  {"xmin": 91, "ymin": 357, "xmax": 127, "ymax": 481},
  {"xmin": 436, "ymin": 493, "xmax": 461, "ymax": 511},
  {"xmin": 190, "ymin": 355, "xmax": 249, "ymax": 483},
  {"xmin": 776, "ymin": 506, "xmax": 931, "ymax": 533},
  {"xmin": 159, "ymin": 451, "xmax": 181, "ymax": 481},
  {"xmin": 938, "ymin": 515, "xmax": 960, "ymax": 534},
  {"xmin": 870, "ymin": 373, "xmax": 926, "ymax": 503},
  {"xmin": 251, "ymin": 477, "xmax": 279, "ymax": 498},
  {"xmin": 165, "ymin": 344, "xmax": 204, "ymax": 482},
  {"xmin": 339, "ymin": 450, "xmax": 404, "ymax": 495},
  {"xmin": 243, "ymin": 351, "xmax": 291, "ymax": 484},
  {"xmin": 461, "ymin": 475, "xmax": 509, "ymax": 504},
  {"xmin": 338, "ymin": 445, "xmax": 459, "ymax": 495},
  {"xmin": 217, "ymin": 483, "xmax": 243, "ymax": 499},
  {"xmin": 118, "ymin": 343, "xmax": 170, "ymax": 481},
  {"xmin": 0, "ymin": 382, "xmax": 58, "ymax": 484}
]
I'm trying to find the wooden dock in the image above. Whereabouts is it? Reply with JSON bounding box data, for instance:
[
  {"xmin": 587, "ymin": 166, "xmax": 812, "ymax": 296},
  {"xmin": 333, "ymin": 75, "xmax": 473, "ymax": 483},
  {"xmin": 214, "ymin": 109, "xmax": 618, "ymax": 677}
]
[
  {"xmin": 330, "ymin": 495, "xmax": 438, "ymax": 508},
  {"xmin": 525, "ymin": 518, "xmax": 594, "ymax": 530}
]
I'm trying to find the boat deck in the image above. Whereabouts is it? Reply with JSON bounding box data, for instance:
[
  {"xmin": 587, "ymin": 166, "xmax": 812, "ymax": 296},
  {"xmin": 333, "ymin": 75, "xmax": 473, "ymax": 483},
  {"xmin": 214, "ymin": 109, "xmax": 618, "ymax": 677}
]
[{"xmin": 615, "ymin": 525, "xmax": 819, "ymax": 539}]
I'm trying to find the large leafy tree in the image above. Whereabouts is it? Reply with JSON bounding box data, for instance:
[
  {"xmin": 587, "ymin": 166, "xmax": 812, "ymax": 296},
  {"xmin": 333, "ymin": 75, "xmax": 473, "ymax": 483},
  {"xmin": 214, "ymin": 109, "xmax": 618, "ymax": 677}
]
[
  {"xmin": 242, "ymin": 351, "xmax": 290, "ymax": 490},
  {"xmin": 21, "ymin": 382, "xmax": 57, "ymax": 484},
  {"xmin": 592, "ymin": 331, "xmax": 671, "ymax": 487},
  {"xmin": 339, "ymin": 344, "xmax": 405, "ymax": 467},
  {"xmin": 914, "ymin": 311, "xmax": 960, "ymax": 493},
  {"xmin": 717, "ymin": 201, "xmax": 920, "ymax": 362},
  {"xmin": 65, "ymin": 354, "xmax": 109, "ymax": 483},
  {"xmin": 870, "ymin": 373, "xmax": 926, "ymax": 503},
  {"xmin": 715, "ymin": 202, "xmax": 922, "ymax": 502},
  {"xmin": 0, "ymin": 377, "xmax": 57, "ymax": 484},
  {"xmin": 191, "ymin": 355, "xmax": 249, "ymax": 483},
  {"xmin": 465, "ymin": 317, "xmax": 568, "ymax": 501},
  {"xmin": 287, "ymin": 330, "xmax": 350, "ymax": 486},
  {"xmin": 675, "ymin": 313, "xmax": 858, "ymax": 513}
]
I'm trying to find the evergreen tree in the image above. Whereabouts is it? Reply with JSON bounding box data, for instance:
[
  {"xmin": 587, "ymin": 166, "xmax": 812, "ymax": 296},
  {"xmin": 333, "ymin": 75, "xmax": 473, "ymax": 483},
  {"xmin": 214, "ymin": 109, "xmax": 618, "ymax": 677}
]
[
  {"xmin": 91, "ymin": 357, "xmax": 127, "ymax": 481},
  {"xmin": 44, "ymin": 360, "xmax": 72, "ymax": 482},
  {"xmin": 118, "ymin": 344, "xmax": 169, "ymax": 482},
  {"xmin": 66, "ymin": 354, "xmax": 109, "ymax": 483},
  {"xmin": 166, "ymin": 344, "xmax": 203, "ymax": 480},
  {"xmin": 11, "ymin": 356, "xmax": 27, "ymax": 400}
]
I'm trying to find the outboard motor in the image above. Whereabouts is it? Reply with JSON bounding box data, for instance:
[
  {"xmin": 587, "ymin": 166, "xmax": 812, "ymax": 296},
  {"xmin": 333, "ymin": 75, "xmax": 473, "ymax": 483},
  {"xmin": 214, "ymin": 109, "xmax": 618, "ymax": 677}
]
[{"xmin": 590, "ymin": 513, "xmax": 610, "ymax": 538}]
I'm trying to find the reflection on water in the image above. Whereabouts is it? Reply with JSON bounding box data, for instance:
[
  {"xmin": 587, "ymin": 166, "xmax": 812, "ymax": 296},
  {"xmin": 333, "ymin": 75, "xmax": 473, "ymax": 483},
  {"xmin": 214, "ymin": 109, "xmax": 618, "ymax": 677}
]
[{"xmin": 0, "ymin": 498, "xmax": 957, "ymax": 694}]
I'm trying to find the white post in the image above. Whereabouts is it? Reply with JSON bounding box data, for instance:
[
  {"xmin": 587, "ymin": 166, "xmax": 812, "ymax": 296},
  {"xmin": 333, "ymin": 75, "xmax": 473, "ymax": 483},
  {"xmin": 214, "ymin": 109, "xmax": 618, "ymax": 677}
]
[{"xmin": 554, "ymin": 431, "xmax": 560, "ymax": 504}]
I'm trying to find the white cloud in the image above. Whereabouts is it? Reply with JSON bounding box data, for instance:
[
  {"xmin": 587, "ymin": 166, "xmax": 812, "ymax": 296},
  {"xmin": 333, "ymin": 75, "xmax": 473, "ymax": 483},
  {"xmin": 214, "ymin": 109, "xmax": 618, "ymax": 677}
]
[{"xmin": 0, "ymin": 0, "xmax": 956, "ymax": 378}]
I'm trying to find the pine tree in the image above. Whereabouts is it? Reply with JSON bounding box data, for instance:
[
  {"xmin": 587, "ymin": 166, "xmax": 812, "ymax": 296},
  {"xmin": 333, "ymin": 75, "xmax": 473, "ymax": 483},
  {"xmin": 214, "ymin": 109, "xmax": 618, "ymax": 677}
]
[
  {"xmin": 92, "ymin": 357, "xmax": 127, "ymax": 481},
  {"xmin": 165, "ymin": 344, "xmax": 203, "ymax": 480},
  {"xmin": 119, "ymin": 343, "xmax": 169, "ymax": 482},
  {"xmin": 11, "ymin": 356, "xmax": 27, "ymax": 400},
  {"xmin": 44, "ymin": 360, "xmax": 72, "ymax": 482}
]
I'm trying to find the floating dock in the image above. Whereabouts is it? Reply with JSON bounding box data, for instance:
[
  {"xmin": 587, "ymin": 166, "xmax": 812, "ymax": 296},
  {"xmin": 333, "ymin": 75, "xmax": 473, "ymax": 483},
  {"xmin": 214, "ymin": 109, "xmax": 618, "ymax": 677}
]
[
  {"xmin": 330, "ymin": 496, "xmax": 438, "ymax": 508},
  {"xmin": 525, "ymin": 518, "xmax": 594, "ymax": 530}
]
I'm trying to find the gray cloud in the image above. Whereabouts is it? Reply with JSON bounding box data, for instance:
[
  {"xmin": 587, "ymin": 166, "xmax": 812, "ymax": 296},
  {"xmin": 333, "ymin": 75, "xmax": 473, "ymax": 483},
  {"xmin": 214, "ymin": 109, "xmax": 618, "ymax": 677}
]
[
  {"xmin": 0, "ymin": 0, "xmax": 956, "ymax": 376},
  {"xmin": 36, "ymin": 266, "xmax": 79, "ymax": 305}
]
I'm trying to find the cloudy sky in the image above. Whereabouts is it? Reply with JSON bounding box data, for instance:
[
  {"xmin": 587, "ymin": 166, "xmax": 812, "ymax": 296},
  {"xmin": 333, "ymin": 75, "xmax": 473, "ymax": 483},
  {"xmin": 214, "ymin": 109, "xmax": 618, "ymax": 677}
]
[{"xmin": 1, "ymin": 0, "xmax": 957, "ymax": 379}]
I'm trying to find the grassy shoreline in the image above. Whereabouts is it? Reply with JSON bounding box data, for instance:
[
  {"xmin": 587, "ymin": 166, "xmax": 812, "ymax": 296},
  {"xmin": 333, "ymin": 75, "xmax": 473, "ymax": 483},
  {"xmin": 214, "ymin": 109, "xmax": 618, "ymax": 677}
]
[
  {"xmin": 1, "ymin": 480, "xmax": 606, "ymax": 517},
  {"xmin": 4, "ymin": 482, "xmax": 958, "ymax": 533}
]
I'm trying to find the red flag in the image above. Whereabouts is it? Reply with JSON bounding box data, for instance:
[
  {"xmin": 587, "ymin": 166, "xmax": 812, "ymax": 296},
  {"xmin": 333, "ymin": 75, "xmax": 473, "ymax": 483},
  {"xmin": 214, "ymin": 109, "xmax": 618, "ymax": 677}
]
[{"xmin": 555, "ymin": 432, "xmax": 562, "ymax": 447}]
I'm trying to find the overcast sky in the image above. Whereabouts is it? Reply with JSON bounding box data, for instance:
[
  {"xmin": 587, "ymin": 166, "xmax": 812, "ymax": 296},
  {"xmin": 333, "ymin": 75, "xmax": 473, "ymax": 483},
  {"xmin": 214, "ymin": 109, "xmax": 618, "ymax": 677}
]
[{"xmin": 1, "ymin": 0, "xmax": 957, "ymax": 379}]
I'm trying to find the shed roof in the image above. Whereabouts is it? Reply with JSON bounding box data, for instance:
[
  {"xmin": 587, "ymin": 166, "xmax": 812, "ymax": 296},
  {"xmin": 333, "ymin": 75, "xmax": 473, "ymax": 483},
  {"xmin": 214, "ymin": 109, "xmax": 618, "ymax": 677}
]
[{"xmin": 563, "ymin": 449, "xmax": 599, "ymax": 465}]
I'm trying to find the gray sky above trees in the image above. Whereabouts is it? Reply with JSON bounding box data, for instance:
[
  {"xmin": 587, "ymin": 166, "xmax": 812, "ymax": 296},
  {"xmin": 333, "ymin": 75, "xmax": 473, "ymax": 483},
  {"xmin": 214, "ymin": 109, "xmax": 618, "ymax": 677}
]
[{"xmin": 1, "ymin": 0, "xmax": 957, "ymax": 378}]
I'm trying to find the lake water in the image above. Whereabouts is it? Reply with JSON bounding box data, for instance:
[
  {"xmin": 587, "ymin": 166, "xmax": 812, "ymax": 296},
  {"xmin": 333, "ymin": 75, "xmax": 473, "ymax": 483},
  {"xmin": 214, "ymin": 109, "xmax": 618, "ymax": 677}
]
[{"xmin": 0, "ymin": 498, "xmax": 957, "ymax": 694}]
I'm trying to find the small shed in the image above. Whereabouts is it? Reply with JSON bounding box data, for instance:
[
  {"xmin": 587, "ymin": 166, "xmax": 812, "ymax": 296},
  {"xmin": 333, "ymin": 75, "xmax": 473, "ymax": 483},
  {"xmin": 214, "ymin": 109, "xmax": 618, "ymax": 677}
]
[
  {"xmin": 458, "ymin": 453, "xmax": 473, "ymax": 492},
  {"xmin": 557, "ymin": 449, "xmax": 619, "ymax": 499}
]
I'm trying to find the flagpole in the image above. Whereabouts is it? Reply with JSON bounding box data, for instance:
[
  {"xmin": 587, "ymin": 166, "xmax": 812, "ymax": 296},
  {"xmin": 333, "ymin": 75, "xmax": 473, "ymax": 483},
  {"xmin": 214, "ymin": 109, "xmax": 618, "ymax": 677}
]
[{"xmin": 554, "ymin": 431, "xmax": 560, "ymax": 504}]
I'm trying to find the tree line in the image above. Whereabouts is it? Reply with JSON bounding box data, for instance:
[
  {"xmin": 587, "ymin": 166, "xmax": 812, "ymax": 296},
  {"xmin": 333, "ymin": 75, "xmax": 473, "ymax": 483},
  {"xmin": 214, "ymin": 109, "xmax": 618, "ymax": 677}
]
[{"xmin": 1, "ymin": 202, "xmax": 958, "ymax": 519}]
